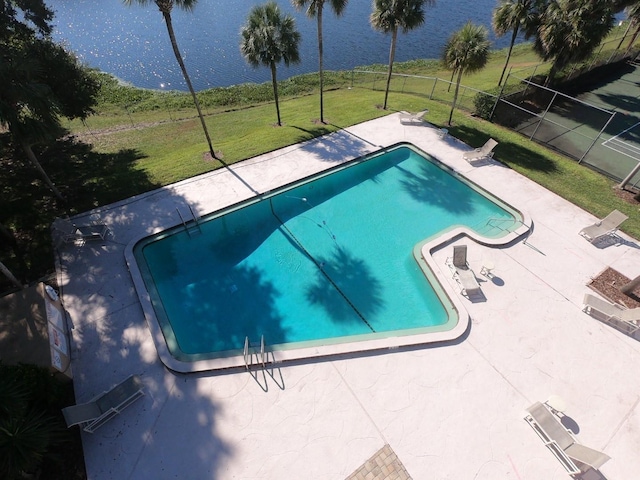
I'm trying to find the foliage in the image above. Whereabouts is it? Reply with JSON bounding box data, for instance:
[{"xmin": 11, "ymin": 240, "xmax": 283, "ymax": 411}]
[
  {"xmin": 0, "ymin": 0, "xmax": 53, "ymax": 39},
  {"xmin": 0, "ymin": 1, "xmax": 100, "ymax": 200},
  {"xmin": 473, "ymin": 82, "xmax": 522, "ymax": 119},
  {"xmin": 0, "ymin": 364, "xmax": 74, "ymax": 479},
  {"xmin": 370, "ymin": 0, "xmax": 433, "ymax": 109},
  {"xmin": 527, "ymin": 0, "xmax": 616, "ymax": 84},
  {"xmin": 443, "ymin": 22, "xmax": 490, "ymax": 125},
  {"xmin": 492, "ymin": 0, "xmax": 539, "ymax": 86},
  {"xmin": 240, "ymin": 2, "xmax": 301, "ymax": 125}
]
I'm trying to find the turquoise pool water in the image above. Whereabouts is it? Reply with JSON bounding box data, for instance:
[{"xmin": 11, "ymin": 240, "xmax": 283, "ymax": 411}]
[{"xmin": 134, "ymin": 144, "xmax": 519, "ymax": 361}]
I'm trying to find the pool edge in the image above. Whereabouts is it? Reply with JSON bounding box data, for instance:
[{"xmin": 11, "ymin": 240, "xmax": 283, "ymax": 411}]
[{"xmin": 123, "ymin": 142, "xmax": 532, "ymax": 374}]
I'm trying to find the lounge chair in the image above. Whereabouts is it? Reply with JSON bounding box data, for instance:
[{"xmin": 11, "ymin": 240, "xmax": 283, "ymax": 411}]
[
  {"xmin": 53, "ymin": 217, "xmax": 109, "ymax": 244},
  {"xmin": 62, "ymin": 375, "xmax": 144, "ymax": 433},
  {"xmin": 583, "ymin": 293, "xmax": 640, "ymax": 335},
  {"xmin": 398, "ymin": 110, "xmax": 428, "ymax": 125},
  {"xmin": 525, "ymin": 401, "xmax": 610, "ymax": 476},
  {"xmin": 446, "ymin": 245, "xmax": 482, "ymax": 297},
  {"xmin": 462, "ymin": 138, "xmax": 498, "ymax": 162},
  {"xmin": 579, "ymin": 209, "xmax": 628, "ymax": 243}
]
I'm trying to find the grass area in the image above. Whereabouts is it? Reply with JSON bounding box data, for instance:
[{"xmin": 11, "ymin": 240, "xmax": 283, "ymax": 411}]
[{"xmin": 2, "ymin": 29, "xmax": 640, "ymax": 292}]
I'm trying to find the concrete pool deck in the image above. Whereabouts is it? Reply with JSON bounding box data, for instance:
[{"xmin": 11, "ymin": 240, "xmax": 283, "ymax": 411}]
[{"xmin": 56, "ymin": 113, "xmax": 640, "ymax": 479}]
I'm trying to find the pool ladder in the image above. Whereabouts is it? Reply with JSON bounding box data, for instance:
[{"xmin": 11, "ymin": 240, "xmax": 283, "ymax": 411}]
[
  {"xmin": 243, "ymin": 335, "xmax": 266, "ymax": 370},
  {"xmin": 176, "ymin": 204, "xmax": 201, "ymax": 237}
]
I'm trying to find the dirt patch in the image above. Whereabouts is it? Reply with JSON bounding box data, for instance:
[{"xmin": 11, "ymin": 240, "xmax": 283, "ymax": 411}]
[
  {"xmin": 587, "ymin": 267, "xmax": 640, "ymax": 308},
  {"xmin": 613, "ymin": 186, "xmax": 640, "ymax": 205}
]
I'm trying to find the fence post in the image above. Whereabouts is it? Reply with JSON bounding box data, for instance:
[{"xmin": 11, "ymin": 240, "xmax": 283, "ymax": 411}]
[
  {"xmin": 429, "ymin": 77, "xmax": 437, "ymax": 100},
  {"xmin": 489, "ymin": 72, "xmax": 508, "ymax": 122},
  {"xmin": 530, "ymin": 91, "xmax": 557, "ymax": 141},
  {"xmin": 578, "ymin": 111, "xmax": 617, "ymax": 164},
  {"xmin": 351, "ymin": 69, "xmax": 354, "ymax": 88},
  {"xmin": 401, "ymin": 76, "xmax": 407, "ymax": 93}
]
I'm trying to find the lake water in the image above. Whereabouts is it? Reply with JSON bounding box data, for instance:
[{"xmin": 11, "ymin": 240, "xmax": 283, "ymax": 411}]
[{"xmin": 49, "ymin": 0, "xmax": 517, "ymax": 91}]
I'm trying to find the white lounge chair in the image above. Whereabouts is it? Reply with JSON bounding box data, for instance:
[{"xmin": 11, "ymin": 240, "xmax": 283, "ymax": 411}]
[
  {"xmin": 579, "ymin": 209, "xmax": 628, "ymax": 243},
  {"xmin": 446, "ymin": 245, "xmax": 482, "ymax": 297},
  {"xmin": 583, "ymin": 293, "xmax": 640, "ymax": 335},
  {"xmin": 398, "ymin": 110, "xmax": 428, "ymax": 125},
  {"xmin": 525, "ymin": 401, "xmax": 610, "ymax": 476},
  {"xmin": 53, "ymin": 217, "xmax": 109, "ymax": 245},
  {"xmin": 62, "ymin": 375, "xmax": 144, "ymax": 433},
  {"xmin": 463, "ymin": 138, "xmax": 498, "ymax": 162}
]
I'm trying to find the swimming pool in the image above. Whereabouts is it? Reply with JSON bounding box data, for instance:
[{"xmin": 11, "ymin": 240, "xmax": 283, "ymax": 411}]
[{"xmin": 130, "ymin": 143, "xmax": 526, "ymax": 371}]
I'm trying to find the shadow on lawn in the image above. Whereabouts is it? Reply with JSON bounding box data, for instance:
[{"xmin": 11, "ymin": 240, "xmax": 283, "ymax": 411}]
[
  {"xmin": 0, "ymin": 133, "xmax": 157, "ymax": 291},
  {"xmin": 448, "ymin": 124, "xmax": 560, "ymax": 174}
]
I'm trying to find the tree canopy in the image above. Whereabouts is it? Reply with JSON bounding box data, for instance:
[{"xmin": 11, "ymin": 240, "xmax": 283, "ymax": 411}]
[
  {"xmin": 443, "ymin": 21, "xmax": 490, "ymax": 125},
  {"xmin": 370, "ymin": 0, "xmax": 433, "ymax": 109},
  {"xmin": 241, "ymin": 2, "xmax": 301, "ymax": 126},
  {"xmin": 526, "ymin": 0, "xmax": 616, "ymax": 84},
  {"xmin": 0, "ymin": 0, "xmax": 99, "ymax": 199}
]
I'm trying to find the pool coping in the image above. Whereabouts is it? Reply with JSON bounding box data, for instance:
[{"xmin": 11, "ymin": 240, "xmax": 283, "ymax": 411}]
[{"xmin": 124, "ymin": 143, "xmax": 532, "ymax": 373}]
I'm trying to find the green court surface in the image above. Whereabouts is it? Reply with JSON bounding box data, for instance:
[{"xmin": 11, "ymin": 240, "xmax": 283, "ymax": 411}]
[{"xmin": 503, "ymin": 62, "xmax": 640, "ymax": 185}]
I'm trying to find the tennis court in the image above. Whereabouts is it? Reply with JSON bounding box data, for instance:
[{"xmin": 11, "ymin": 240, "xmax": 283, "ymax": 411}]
[{"xmin": 498, "ymin": 60, "xmax": 640, "ymax": 186}]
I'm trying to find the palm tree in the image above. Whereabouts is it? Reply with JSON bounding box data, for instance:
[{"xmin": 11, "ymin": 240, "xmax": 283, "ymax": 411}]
[
  {"xmin": 530, "ymin": 0, "xmax": 615, "ymax": 85},
  {"xmin": 443, "ymin": 22, "xmax": 490, "ymax": 126},
  {"xmin": 492, "ymin": 0, "xmax": 537, "ymax": 86},
  {"xmin": 370, "ymin": 0, "xmax": 433, "ymax": 110},
  {"xmin": 123, "ymin": 0, "xmax": 218, "ymax": 159},
  {"xmin": 240, "ymin": 2, "xmax": 301, "ymax": 126},
  {"xmin": 292, "ymin": 0, "xmax": 348, "ymax": 124}
]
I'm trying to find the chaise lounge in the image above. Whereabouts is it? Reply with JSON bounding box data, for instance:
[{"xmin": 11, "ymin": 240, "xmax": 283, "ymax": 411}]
[
  {"xmin": 525, "ymin": 401, "xmax": 610, "ymax": 476},
  {"xmin": 53, "ymin": 217, "xmax": 109, "ymax": 245},
  {"xmin": 62, "ymin": 374, "xmax": 145, "ymax": 433},
  {"xmin": 398, "ymin": 110, "xmax": 428, "ymax": 125},
  {"xmin": 462, "ymin": 138, "xmax": 498, "ymax": 162},
  {"xmin": 579, "ymin": 209, "xmax": 628, "ymax": 243},
  {"xmin": 583, "ymin": 293, "xmax": 640, "ymax": 335},
  {"xmin": 446, "ymin": 245, "xmax": 482, "ymax": 297}
]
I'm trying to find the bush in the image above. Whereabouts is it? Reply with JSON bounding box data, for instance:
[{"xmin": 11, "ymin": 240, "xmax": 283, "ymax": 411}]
[
  {"xmin": 0, "ymin": 364, "xmax": 81, "ymax": 480},
  {"xmin": 473, "ymin": 89, "xmax": 498, "ymax": 120},
  {"xmin": 473, "ymin": 83, "xmax": 525, "ymax": 120}
]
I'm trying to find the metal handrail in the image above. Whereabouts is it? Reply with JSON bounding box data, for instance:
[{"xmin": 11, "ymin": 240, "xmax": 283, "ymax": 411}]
[
  {"xmin": 260, "ymin": 335, "xmax": 265, "ymax": 367},
  {"xmin": 243, "ymin": 336, "xmax": 250, "ymax": 369}
]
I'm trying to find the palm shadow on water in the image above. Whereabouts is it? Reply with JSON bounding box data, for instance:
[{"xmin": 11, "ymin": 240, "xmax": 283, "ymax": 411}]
[
  {"xmin": 305, "ymin": 246, "xmax": 384, "ymax": 325},
  {"xmin": 171, "ymin": 260, "xmax": 290, "ymax": 352},
  {"xmin": 396, "ymin": 161, "xmax": 475, "ymax": 214}
]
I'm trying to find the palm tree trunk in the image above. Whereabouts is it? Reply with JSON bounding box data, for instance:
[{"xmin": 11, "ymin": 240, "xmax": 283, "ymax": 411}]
[
  {"xmin": 317, "ymin": 3, "xmax": 325, "ymax": 123},
  {"xmin": 498, "ymin": 26, "xmax": 519, "ymax": 87},
  {"xmin": 383, "ymin": 27, "xmax": 398, "ymax": 110},
  {"xmin": 626, "ymin": 23, "xmax": 640, "ymax": 54},
  {"xmin": 447, "ymin": 68, "xmax": 456, "ymax": 92},
  {"xmin": 448, "ymin": 68, "xmax": 464, "ymax": 126},
  {"xmin": 0, "ymin": 259, "xmax": 22, "ymax": 289},
  {"xmin": 616, "ymin": 20, "xmax": 633, "ymax": 50},
  {"xmin": 271, "ymin": 62, "xmax": 281, "ymax": 126},
  {"xmin": 162, "ymin": 11, "xmax": 217, "ymax": 159},
  {"xmin": 20, "ymin": 141, "xmax": 64, "ymax": 201}
]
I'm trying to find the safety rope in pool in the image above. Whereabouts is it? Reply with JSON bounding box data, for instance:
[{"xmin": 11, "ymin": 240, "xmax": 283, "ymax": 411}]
[{"xmin": 268, "ymin": 198, "xmax": 375, "ymax": 334}]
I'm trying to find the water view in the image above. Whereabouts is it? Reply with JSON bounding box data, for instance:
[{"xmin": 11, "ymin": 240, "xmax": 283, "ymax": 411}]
[{"xmin": 49, "ymin": 0, "xmax": 518, "ymax": 91}]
